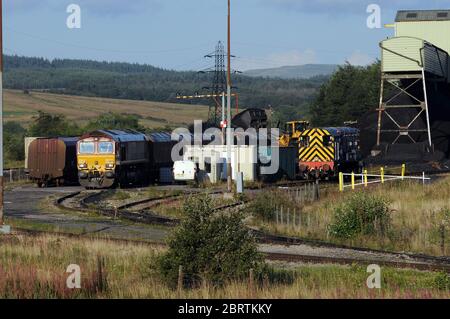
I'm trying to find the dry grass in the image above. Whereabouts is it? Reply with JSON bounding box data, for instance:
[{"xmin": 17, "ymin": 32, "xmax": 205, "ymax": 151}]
[
  {"xmin": 251, "ymin": 177, "xmax": 450, "ymax": 256},
  {"xmin": 4, "ymin": 89, "xmax": 208, "ymax": 128},
  {"xmin": 0, "ymin": 233, "xmax": 448, "ymax": 299}
]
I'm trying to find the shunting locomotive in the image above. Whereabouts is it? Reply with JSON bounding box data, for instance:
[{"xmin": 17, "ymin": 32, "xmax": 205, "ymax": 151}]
[{"xmin": 298, "ymin": 127, "xmax": 362, "ymax": 179}]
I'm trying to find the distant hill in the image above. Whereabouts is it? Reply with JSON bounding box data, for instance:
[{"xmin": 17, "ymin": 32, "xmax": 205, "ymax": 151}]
[
  {"xmin": 4, "ymin": 55, "xmax": 326, "ymax": 110},
  {"xmin": 244, "ymin": 64, "xmax": 339, "ymax": 79}
]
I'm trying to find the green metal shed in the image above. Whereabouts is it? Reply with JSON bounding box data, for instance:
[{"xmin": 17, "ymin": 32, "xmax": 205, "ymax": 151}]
[
  {"xmin": 381, "ymin": 36, "xmax": 448, "ymax": 78},
  {"xmin": 395, "ymin": 10, "xmax": 450, "ymax": 54}
]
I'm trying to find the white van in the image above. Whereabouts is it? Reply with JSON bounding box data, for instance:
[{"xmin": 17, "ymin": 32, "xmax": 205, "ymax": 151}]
[{"xmin": 173, "ymin": 161, "xmax": 198, "ymax": 182}]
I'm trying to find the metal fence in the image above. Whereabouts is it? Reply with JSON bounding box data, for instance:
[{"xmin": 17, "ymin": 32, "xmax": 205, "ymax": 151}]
[
  {"xmin": 3, "ymin": 168, "xmax": 29, "ymax": 183},
  {"xmin": 339, "ymin": 165, "xmax": 431, "ymax": 191},
  {"xmin": 272, "ymin": 181, "xmax": 321, "ymax": 229}
]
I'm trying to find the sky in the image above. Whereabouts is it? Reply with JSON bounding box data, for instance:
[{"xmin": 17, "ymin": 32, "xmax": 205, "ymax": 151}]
[{"xmin": 4, "ymin": 0, "xmax": 450, "ymax": 71}]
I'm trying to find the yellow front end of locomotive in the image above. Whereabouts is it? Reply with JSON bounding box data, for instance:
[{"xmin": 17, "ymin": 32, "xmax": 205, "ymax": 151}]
[{"xmin": 77, "ymin": 138, "xmax": 116, "ymax": 187}]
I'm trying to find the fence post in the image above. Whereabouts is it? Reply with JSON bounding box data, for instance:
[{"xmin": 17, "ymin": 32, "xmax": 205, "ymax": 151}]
[
  {"xmin": 177, "ymin": 265, "xmax": 184, "ymax": 295},
  {"xmin": 339, "ymin": 172, "xmax": 344, "ymax": 192},
  {"xmin": 276, "ymin": 207, "xmax": 279, "ymax": 225},
  {"xmin": 315, "ymin": 180, "xmax": 320, "ymax": 200},
  {"xmin": 351, "ymin": 172, "xmax": 355, "ymax": 190},
  {"xmin": 381, "ymin": 167, "xmax": 385, "ymax": 184},
  {"xmin": 293, "ymin": 209, "xmax": 296, "ymax": 228},
  {"xmin": 287, "ymin": 208, "xmax": 290, "ymax": 227},
  {"xmin": 10, "ymin": 169, "xmax": 13, "ymax": 183},
  {"xmin": 249, "ymin": 268, "xmax": 255, "ymax": 298},
  {"xmin": 401, "ymin": 164, "xmax": 406, "ymax": 180},
  {"xmin": 440, "ymin": 224, "xmax": 446, "ymax": 256},
  {"xmin": 364, "ymin": 170, "xmax": 368, "ymax": 187},
  {"xmin": 280, "ymin": 206, "xmax": 283, "ymax": 224}
]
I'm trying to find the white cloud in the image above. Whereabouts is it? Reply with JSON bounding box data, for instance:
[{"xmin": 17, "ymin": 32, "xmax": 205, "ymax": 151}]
[
  {"xmin": 236, "ymin": 49, "xmax": 318, "ymax": 71},
  {"xmin": 346, "ymin": 50, "xmax": 375, "ymax": 66}
]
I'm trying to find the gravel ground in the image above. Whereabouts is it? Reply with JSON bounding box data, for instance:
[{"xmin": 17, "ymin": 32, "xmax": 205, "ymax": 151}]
[{"xmin": 4, "ymin": 185, "xmax": 169, "ymax": 242}]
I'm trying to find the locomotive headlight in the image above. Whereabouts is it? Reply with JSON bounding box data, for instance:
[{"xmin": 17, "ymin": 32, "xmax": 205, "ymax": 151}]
[
  {"xmin": 105, "ymin": 162, "xmax": 115, "ymax": 169},
  {"xmin": 78, "ymin": 162, "xmax": 87, "ymax": 169}
]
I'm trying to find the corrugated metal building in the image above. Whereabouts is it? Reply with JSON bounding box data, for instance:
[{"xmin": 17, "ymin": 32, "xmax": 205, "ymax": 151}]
[{"xmin": 376, "ymin": 9, "xmax": 450, "ymax": 151}]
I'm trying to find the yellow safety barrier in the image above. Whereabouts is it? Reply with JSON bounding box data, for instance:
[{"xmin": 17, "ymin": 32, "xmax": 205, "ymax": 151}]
[
  {"xmin": 338, "ymin": 164, "xmax": 431, "ymax": 192},
  {"xmin": 351, "ymin": 172, "xmax": 355, "ymax": 190},
  {"xmin": 364, "ymin": 170, "xmax": 368, "ymax": 187}
]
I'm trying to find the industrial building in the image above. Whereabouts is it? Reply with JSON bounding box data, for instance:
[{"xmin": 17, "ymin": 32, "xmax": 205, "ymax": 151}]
[{"xmin": 375, "ymin": 9, "xmax": 450, "ymax": 161}]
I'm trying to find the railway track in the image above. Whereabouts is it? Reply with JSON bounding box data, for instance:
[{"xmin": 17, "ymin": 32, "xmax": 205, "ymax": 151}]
[{"xmin": 52, "ymin": 189, "xmax": 450, "ymax": 273}]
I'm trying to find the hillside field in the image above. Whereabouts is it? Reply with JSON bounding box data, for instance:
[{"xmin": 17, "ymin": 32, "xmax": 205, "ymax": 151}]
[{"xmin": 3, "ymin": 89, "xmax": 209, "ymax": 129}]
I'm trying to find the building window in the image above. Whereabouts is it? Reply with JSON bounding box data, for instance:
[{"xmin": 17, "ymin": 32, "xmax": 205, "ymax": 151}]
[{"xmin": 406, "ymin": 13, "xmax": 418, "ymax": 19}]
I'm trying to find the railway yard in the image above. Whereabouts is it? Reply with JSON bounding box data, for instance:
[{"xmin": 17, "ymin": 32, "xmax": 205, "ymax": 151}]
[
  {"xmin": 2, "ymin": 6, "xmax": 450, "ymax": 301},
  {"xmin": 1, "ymin": 174, "xmax": 449, "ymax": 298}
]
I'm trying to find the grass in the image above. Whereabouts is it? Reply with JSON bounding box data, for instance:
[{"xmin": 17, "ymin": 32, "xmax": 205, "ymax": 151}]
[
  {"xmin": 250, "ymin": 177, "xmax": 450, "ymax": 256},
  {"xmin": 4, "ymin": 89, "xmax": 209, "ymax": 129},
  {"xmin": 0, "ymin": 233, "xmax": 448, "ymax": 299}
]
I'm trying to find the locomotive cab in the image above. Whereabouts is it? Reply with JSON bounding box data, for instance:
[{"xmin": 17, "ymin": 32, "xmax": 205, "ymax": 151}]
[{"xmin": 77, "ymin": 137, "xmax": 116, "ymax": 188}]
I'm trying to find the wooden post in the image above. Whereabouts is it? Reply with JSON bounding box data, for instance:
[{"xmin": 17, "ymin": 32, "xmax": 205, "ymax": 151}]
[
  {"xmin": 440, "ymin": 224, "xmax": 446, "ymax": 256},
  {"xmin": 280, "ymin": 206, "xmax": 283, "ymax": 224},
  {"xmin": 293, "ymin": 209, "xmax": 296, "ymax": 228},
  {"xmin": 177, "ymin": 265, "xmax": 184, "ymax": 295},
  {"xmin": 249, "ymin": 268, "xmax": 255, "ymax": 298},
  {"xmin": 287, "ymin": 208, "xmax": 290, "ymax": 226},
  {"xmin": 315, "ymin": 179, "xmax": 320, "ymax": 200}
]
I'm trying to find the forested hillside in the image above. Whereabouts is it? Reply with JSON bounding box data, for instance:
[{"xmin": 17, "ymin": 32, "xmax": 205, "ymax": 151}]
[{"xmin": 4, "ymin": 55, "xmax": 325, "ymax": 112}]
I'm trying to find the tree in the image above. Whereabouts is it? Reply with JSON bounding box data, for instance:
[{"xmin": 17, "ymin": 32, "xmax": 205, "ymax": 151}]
[
  {"xmin": 310, "ymin": 61, "xmax": 381, "ymax": 126},
  {"xmin": 28, "ymin": 111, "xmax": 80, "ymax": 137},
  {"xmin": 4, "ymin": 121, "xmax": 26, "ymax": 162},
  {"xmin": 157, "ymin": 195, "xmax": 262, "ymax": 287}
]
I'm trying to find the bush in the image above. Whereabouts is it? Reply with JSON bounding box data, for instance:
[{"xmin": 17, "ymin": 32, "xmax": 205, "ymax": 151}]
[
  {"xmin": 157, "ymin": 194, "xmax": 263, "ymax": 287},
  {"xmin": 247, "ymin": 192, "xmax": 276, "ymax": 221},
  {"xmin": 247, "ymin": 191, "xmax": 293, "ymax": 222},
  {"xmin": 433, "ymin": 272, "xmax": 450, "ymax": 291},
  {"xmin": 328, "ymin": 192, "xmax": 391, "ymax": 239}
]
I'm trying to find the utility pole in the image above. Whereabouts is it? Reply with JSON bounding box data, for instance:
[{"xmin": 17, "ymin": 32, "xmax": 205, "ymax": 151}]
[
  {"xmin": 226, "ymin": 0, "xmax": 232, "ymax": 193},
  {"xmin": 0, "ymin": 0, "xmax": 8, "ymax": 234}
]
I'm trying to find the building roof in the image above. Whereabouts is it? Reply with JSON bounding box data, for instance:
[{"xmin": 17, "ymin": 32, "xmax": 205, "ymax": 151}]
[{"xmin": 396, "ymin": 10, "xmax": 450, "ymax": 22}]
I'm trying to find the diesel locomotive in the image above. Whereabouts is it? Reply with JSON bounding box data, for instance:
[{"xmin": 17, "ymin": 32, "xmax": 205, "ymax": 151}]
[
  {"xmin": 298, "ymin": 127, "xmax": 362, "ymax": 179},
  {"xmin": 77, "ymin": 130, "xmax": 150, "ymax": 188}
]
